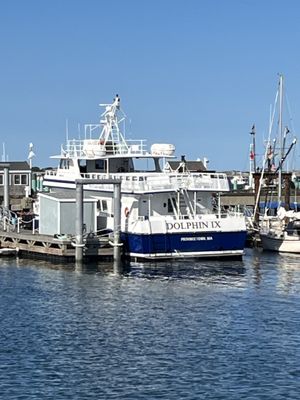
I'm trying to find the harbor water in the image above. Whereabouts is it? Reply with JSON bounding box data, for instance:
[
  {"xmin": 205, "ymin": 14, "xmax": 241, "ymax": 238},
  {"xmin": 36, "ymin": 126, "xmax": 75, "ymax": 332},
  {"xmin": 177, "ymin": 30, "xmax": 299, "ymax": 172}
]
[{"xmin": 1, "ymin": 248, "xmax": 300, "ymax": 399}]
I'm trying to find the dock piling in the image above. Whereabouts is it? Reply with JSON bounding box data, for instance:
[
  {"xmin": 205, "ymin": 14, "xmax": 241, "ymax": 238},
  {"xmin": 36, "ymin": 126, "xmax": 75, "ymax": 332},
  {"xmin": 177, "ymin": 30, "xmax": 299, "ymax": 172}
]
[
  {"xmin": 3, "ymin": 164, "xmax": 10, "ymax": 231},
  {"xmin": 113, "ymin": 182, "xmax": 122, "ymax": 274},
  {"xmin": 74, "ymin": 179, "xmax": 122, "ymax": 268},
  {"xmin": 75, "ymin": 182, "xmax": 84, "ymax": 262}
]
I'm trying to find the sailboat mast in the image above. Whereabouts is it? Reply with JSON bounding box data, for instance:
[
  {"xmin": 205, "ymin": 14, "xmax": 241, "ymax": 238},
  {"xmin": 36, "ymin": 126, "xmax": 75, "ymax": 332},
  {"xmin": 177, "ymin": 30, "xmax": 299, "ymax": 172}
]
[
  {"xmin": 250, "ymin": 124, "xmax": 256, "ymax": 172},
  {"xmin": 278, "ymin": 75, "xmax": 283, "ymax": 207}
]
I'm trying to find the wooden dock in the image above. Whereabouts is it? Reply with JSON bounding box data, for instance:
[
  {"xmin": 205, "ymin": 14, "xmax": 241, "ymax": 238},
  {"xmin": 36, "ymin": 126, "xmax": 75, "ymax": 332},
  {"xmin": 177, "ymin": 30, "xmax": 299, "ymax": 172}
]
[{"xmin": 0, "ymin": 230, "xmax": 114, "ymax": 260}]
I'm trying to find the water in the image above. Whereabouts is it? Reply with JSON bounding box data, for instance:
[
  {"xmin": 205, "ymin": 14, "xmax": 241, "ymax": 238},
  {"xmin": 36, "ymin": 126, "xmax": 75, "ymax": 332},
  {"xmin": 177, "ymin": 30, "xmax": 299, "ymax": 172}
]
[{"xmin": 1, "ymin": 249, "xmax": 300, "ymax": 399}]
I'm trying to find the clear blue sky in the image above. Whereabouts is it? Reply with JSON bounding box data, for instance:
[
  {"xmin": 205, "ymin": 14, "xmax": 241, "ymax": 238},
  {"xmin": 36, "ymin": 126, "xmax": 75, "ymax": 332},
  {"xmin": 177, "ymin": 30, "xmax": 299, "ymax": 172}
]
[{"xmin": 1, "ymin": 0, "xmax": 300, "ymax": 171}]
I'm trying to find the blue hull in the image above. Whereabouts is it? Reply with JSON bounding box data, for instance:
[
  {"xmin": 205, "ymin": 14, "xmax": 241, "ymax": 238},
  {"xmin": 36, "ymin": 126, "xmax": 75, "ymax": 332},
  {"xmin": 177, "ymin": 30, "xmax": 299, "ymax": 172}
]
[{"xmin": 121, "ymin": 231, "xmax": 247, "ymax": 259}]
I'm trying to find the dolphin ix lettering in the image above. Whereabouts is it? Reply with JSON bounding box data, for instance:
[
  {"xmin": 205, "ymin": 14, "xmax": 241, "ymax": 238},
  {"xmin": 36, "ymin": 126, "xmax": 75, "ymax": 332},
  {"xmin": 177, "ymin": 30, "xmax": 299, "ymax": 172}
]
[{"xmin": 166, "ymin": 220, "xmax": 221, "ymax": 231}]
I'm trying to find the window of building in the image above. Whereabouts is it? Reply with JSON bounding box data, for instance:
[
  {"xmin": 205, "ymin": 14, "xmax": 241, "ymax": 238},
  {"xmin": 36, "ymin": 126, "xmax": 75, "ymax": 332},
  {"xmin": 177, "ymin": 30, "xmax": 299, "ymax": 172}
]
[
  {"xmin": 21, "ymin": 174, "xmax": 28, "ymax": 185},
  {"xmin": 14, "ymin": 175, "xmax": 21, "ymax": 185},
  {"xmin": 13, "ymin": 174, "xmax": 28, "ymax": 185}
]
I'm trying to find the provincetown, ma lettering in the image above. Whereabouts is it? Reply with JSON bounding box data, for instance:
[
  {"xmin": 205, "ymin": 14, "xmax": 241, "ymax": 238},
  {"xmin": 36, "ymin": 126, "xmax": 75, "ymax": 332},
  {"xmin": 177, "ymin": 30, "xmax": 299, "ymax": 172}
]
[{"xmin": 166, "ymin": 220, "xmax": 221, "ymax": 231}]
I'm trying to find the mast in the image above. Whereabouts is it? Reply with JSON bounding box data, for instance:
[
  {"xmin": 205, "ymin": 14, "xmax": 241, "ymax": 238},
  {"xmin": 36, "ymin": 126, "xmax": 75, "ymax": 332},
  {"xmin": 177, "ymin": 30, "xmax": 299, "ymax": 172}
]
[
  {"xmin": 278, "ymin": 75, "xmax": 283, "ymax": 208},
  {"xmin": 249, "ymin": 124, "xmax": 256, "ymax": 189},
  {"xmin": 250, "ymin": 124, "xmax": 256, "ymax": 172}
]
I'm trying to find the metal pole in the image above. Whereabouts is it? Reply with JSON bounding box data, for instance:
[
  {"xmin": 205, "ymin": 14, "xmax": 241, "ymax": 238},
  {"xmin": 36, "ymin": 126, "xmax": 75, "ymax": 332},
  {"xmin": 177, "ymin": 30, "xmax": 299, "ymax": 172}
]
[
  {"xmin": 3, "ymin": 165, "xmax": 10, "ymax": 231},
  {"xmin": 278, "ymin": 75, "xmax": 283, "ymax": 208},
  {"xmin": 113, "ymin": 182, "xmax": 122, "ymax": 274},
  {"xmin": 250, "ymin": 124, "xmax": 256, "ymax": 172},
  {"xmin": 75, "ymin": 181, "xmax": 84, "ymax": 262},
  {"xmin": 74, "ymin": 178, "xmax": 122, "ymax": 265},
  {"xmin": 4, "ymin": 165, "xmax": 9, "ymax": 210}
]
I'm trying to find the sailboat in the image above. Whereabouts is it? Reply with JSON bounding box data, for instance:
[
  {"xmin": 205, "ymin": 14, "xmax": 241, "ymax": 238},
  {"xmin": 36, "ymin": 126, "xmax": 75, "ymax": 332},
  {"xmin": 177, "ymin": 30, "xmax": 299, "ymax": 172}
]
[{"xmin": 259, "ymin": 75, "xmax": 300, "ymax": 253}]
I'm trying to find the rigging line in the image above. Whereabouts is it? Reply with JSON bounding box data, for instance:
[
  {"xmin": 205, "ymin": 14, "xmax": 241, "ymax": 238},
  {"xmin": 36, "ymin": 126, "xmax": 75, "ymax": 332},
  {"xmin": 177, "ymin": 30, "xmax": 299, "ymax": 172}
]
[
  {"xmin": 269, "ymin": 89, "xmax": 279, "ymax": 139},
  {"xmin": 284, "ymin": 92, "xmax": 296, "ymax": 134},
  {"xmin": 253, "ymin": 85, "xmax": 280, "ymax": 222},
  {"xmin": 291, "ymin": 144, "xmax": 297, "ymax": 170}
]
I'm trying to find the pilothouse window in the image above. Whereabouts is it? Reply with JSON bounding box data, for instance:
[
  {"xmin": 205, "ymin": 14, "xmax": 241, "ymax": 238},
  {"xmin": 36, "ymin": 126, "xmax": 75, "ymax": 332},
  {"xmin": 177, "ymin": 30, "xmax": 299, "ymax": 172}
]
[
  {"xmin": 95, "ymin": 160, "xmax": 106, "ymax": 170},
  {"xmin": 60, "ymin": 159, "xmax": 73, "ymax": 169},
  {"xmin": 78, "ymin": 159, "xmax": 87, "ymax": 173},
  {"xmin": 133, "ymin": 157, "xmax": 161, "ymax": 172}
]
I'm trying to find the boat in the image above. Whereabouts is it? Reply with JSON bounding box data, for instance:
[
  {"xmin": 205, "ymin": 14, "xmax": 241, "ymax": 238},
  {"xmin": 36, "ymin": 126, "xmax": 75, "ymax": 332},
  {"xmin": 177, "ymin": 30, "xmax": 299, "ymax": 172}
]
[
  {"xmin": 260, "ymin": 207, "xmax": 300, "ymax": 252},
  {"xmin": 0, "ymin": 247, "xmax": 19, "ymax": 256},
  {"xmin": 43, "ymin": 95, "xmax": 247, "ymax": 260},
  {"xmin": 258, "ymin": 75, "xmax": 300, "ymax": 253}
]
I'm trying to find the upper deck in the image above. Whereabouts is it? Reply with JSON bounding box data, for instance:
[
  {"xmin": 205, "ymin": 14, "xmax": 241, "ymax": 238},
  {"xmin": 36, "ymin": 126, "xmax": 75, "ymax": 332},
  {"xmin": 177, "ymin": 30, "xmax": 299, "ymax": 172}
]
[{"xmin": 44, "ymin": 169, "xmax": 230, "ymax": 193}]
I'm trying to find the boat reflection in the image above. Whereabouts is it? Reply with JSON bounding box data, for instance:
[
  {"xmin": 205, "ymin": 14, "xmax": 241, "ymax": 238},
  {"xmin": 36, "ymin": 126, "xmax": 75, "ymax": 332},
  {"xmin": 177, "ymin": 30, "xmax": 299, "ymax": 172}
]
[
  {"xmin": 127, "ymin": 258, "xmax": 246, "ymax": 284},
  {"xmin": 276, "ymin": 253, "xmax": 300, "ymax": 294}
]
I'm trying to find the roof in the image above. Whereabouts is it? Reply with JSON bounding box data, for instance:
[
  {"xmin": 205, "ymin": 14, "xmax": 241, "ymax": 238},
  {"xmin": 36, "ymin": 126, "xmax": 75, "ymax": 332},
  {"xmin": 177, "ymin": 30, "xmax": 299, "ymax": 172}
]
[
  {"xmin": 39, "ymin": 191, "xmax": 96, "ymax": 202},
  {"xmin": 166, "ymin": 160, "xmax": 207, "ymax": 172},
  {"xmin": 0, "ymin": 161, "xmax": 30, "ymax": 171}
]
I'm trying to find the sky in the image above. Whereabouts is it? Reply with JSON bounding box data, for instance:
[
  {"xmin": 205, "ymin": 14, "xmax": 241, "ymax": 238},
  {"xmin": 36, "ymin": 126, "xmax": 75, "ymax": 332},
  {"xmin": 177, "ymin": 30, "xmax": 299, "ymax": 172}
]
[{"xmin": 1, "ymin": 0, "xmax": 300, "ymax": 171}]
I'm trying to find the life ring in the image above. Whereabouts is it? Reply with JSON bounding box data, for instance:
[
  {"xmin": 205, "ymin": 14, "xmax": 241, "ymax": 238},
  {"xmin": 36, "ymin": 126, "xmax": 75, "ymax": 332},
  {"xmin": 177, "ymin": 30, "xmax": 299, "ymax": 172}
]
[{"xmin": 124, "ymin": 207, "xmax": 130, "ymax": 217}]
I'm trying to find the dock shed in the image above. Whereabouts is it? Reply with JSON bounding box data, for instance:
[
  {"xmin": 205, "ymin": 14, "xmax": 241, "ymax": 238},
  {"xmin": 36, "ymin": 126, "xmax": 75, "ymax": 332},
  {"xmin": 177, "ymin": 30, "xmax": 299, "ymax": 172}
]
[{"xmin": 38, "ymin": 192, "xmax": 98, "ymax": 236}]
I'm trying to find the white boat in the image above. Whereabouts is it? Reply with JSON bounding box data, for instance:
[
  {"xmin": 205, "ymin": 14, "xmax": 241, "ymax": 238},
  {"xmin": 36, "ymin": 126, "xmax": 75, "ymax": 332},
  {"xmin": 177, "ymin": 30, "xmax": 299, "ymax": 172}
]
[
  {"xmin": 260, "ymin": 208, "xmax": 300, "ymax": 253},
  {"xmin": 0, "ymin": 247, "xmax": 18, "ymax": 256},
  {"xmin": 43, "ymin": 95, "xmax": 247, "ymax": 260},
  {"xmin": 258, "ymin": 75, "xmax": 299, "ymax": 253}
]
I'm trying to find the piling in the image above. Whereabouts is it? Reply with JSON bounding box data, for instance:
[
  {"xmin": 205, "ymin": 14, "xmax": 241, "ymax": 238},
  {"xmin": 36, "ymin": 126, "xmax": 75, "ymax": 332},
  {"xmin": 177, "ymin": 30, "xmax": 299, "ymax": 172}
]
[
  {"xmin": 113, "ymin": 181, "xmax": 122, "ymax": 274},
  {"xmin": 3, "ymin": 164, "xmax": 10, "ymax": 231},
  {"xmin": 74, "ymin": 179, "xmax": 122, "ymax": 269},
  {"xmin": 75, "ymin": 181, "xmax": 84, "ymax": 262}
]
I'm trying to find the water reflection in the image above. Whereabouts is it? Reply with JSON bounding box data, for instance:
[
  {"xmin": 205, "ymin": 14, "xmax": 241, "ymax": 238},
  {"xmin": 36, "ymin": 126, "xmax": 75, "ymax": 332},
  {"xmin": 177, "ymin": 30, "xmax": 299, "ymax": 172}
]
[
  {"xmin": 1, "ymin": 249, "xmax": 300, "ymax": 293},
  {"xmin": 247, "ymin": 248, "xmax": 300, "ymax": 294},
  {"xmin": 276, "ymin": 253, "xmax": 300, "ymax": 295},
  {"xmin": 127, "ymin": 258, "xmax": 246, "ymax": 286}
]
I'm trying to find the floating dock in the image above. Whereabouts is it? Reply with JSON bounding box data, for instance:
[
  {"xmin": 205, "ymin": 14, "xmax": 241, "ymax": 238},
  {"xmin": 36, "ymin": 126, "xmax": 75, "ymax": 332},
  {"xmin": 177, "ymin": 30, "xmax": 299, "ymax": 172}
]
[{"xmin": 0, "ymin": 230, "xmax": 114, "ymax": 260}]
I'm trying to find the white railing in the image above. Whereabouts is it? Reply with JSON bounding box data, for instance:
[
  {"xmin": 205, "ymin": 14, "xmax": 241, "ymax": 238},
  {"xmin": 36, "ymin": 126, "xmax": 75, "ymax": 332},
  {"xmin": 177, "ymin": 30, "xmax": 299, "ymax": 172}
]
[
  {"xmin": 44, "ymin": 170, "xmax": 230, "ymax": 192},
  {"xmin": 61, "ymin": 138, "xmax": 149, "ymax": 158}
]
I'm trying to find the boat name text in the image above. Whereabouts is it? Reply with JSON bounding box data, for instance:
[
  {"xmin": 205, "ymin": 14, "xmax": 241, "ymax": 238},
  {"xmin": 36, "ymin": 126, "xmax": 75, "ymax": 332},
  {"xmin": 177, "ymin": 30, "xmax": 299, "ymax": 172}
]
[{"xmin": 166, "ymin": 220, "xmax": 221, "ymax": 231}]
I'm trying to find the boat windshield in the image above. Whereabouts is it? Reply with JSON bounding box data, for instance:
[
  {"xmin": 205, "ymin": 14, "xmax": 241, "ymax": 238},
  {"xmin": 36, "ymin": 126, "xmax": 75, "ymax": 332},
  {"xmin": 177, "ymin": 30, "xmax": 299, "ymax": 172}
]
[{"xmin": 132, "ymin": 157, "xmax": 162, "ymax": 172}]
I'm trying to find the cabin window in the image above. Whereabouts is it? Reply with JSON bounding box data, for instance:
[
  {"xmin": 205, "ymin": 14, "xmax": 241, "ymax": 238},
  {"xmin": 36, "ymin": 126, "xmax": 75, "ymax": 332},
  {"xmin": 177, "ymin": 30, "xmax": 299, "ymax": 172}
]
[
  {"xmin": 0, "ymin": 175, "xmax": 3, "ymax": 185},
  {"xmin": 167, "ymin": 198, "xmax": 177, "ymax": 213},
  {"xmin": 60, "ymin": 159, "xmax": 72, "ymax": 169},
  {"xmin": 78, "ymin": 159, "xmax": 87, "ymax": 174},
  {"xmin": 102, "ymin": 200, "xmax": 108, "ymax": 211},
  {"xmin": 95, "ymin": 160, "xmax": 105, "ymax": 170},
  {"xmin": 132, "ymin": 158, "xmax": 158, "ymax": 172},
  {"xmin": 97, "ymin": 199, "xmax": 108, "ymax": 212}
]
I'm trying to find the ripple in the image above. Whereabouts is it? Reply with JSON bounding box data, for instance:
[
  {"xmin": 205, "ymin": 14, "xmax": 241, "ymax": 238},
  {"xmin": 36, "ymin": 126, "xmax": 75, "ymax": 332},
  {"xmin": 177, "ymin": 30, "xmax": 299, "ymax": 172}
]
[{"xmin": 0, "ymin": 250, "xmax": 300, "ymax": 399}]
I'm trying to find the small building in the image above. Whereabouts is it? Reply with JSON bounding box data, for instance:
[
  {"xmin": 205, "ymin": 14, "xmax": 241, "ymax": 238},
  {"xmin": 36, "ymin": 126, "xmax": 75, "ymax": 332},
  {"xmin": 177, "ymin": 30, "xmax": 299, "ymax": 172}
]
[
  {"xmin": 38, "ymin": 192, "xmax": 98, "ymax": 236},
  {"xmin": 0, "ymin": 161, "xmax": 32, "ymax": 203}
]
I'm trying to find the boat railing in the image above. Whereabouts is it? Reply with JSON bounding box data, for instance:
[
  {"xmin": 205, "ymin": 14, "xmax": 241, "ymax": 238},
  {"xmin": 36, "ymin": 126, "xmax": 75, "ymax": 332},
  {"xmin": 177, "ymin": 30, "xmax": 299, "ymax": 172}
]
[
  {"xmin": 110, "ymin": 172, "xmax": 229, "ymax": 192},
  {"xmin": 60, "ymin": 138, "xmax": 149, "ymax": 157},
  {"xmin": 44, "ymin": 170, "xmax": 229, "ymax": 192}
]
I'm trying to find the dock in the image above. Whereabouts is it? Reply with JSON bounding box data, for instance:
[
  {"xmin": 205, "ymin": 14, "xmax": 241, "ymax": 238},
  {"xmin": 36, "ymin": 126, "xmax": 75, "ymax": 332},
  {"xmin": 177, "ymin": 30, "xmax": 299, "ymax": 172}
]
[{"xmin": 0, "ymin": 230, "xmax": 114, "ymax": 260}]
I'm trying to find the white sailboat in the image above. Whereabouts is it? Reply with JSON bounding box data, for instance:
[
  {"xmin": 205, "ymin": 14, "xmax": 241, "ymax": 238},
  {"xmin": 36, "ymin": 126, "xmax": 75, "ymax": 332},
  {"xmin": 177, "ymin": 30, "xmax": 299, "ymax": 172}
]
[{"xmin": 259, "ymin": 75, "xmax": 300, "ymax": 253}]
